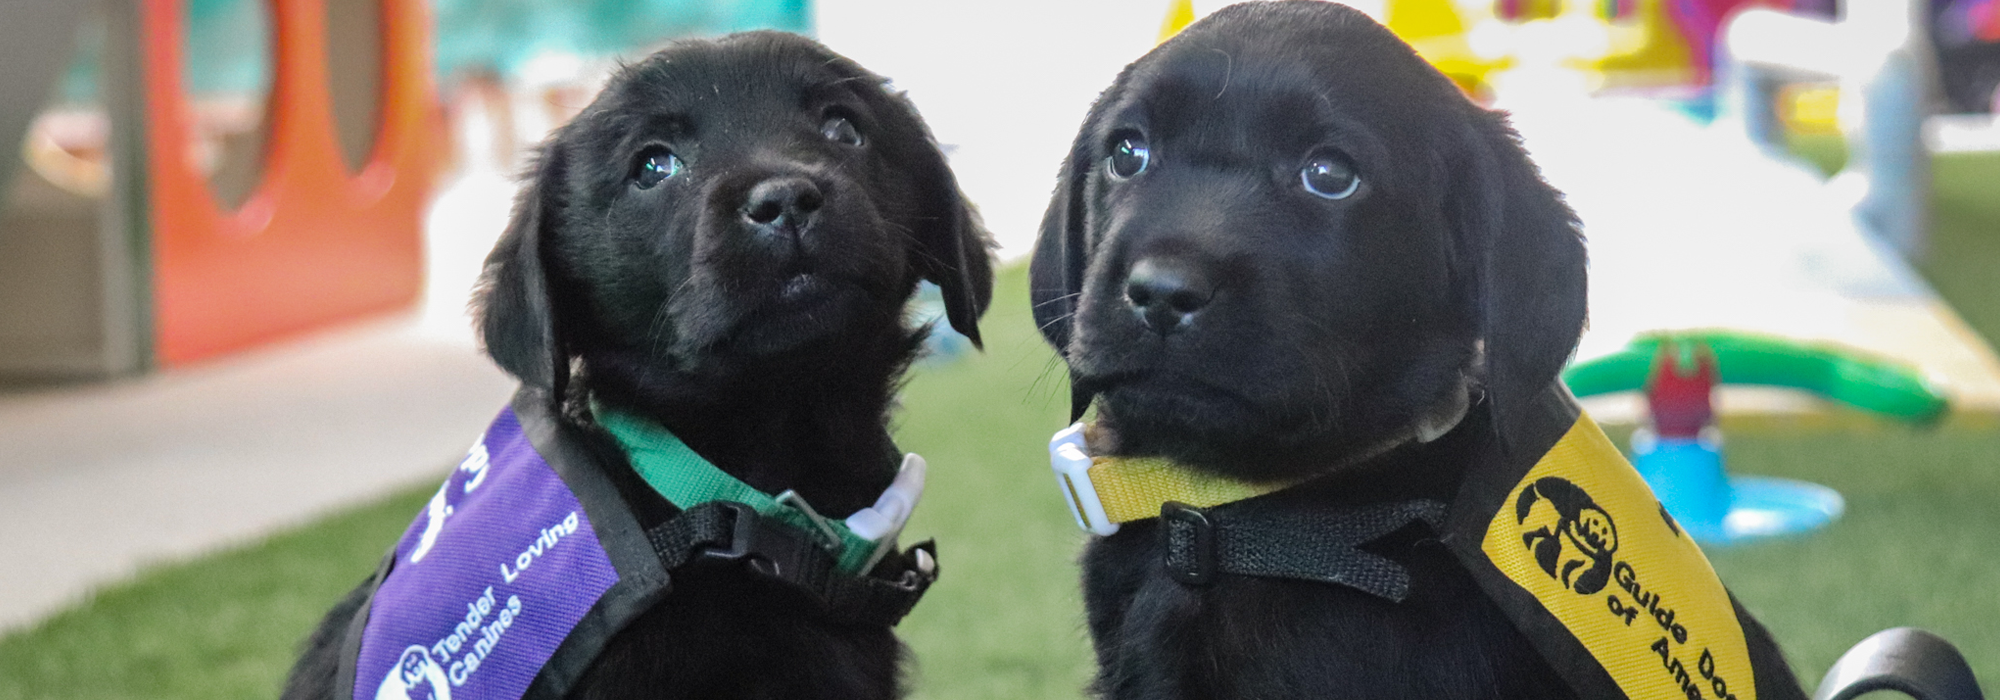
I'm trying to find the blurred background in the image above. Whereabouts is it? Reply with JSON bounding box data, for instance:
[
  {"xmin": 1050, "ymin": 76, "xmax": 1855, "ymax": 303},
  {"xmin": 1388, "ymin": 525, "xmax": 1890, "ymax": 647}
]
[{"xmin": 1, "ymin": 0, "xmax": 1998, "ymax": 697}]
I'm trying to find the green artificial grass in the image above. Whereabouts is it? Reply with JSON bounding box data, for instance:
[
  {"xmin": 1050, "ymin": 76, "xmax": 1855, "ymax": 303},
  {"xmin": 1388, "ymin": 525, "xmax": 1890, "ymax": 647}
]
[
  {"xmin": 1922, "ymin": 153, "xmax": 2000, "ymax": 342},
  {"xmin": 0, "ymin": 487, "xmax": 435, "ymax": 700},
  {"xmin": 4, "ymin": 154, "xmax": 1997, "ymax": 699},
  {"xmin": 1703, "ymin": 423, "xmax": 2000, "ymax": 689},
  {"xmin": 883, "ymin": 267, "xmax": 1096, "ymax": 700}
]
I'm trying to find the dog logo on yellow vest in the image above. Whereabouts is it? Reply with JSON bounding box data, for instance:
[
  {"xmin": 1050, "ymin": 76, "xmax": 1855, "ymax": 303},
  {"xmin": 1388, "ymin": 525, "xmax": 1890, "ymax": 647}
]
[
  {"xmin": 1481, "ymin": 416, "xmax": 1758, "ymax": 700},
  {"xmin": 1515, "ymin": 477, "xmax": 1619, "ymax": 595}
]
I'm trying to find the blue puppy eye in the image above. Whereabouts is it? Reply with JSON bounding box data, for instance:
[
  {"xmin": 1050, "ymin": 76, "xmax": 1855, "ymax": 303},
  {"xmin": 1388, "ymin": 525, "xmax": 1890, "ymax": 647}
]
[
  {"xmin": 633, "ymin": 148, "xmax": 682, "ymax": 189},
  {"xmin": 1301, "ymin": 152, "xmax": 1360, "ymax": 199},
  {"xmin": 1107, "ymin": 135, "xmax": 1149, "ymax": 180}
]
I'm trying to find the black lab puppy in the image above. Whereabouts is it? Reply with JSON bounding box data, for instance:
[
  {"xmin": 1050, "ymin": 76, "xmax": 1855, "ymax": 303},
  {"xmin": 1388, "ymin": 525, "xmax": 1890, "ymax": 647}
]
[
  {"xmin": 283, "ymin": 31, "xmax": 990, "ymax": 700},
  {"xmin": 1031, "ymin": 4, "xmax": 1805, "ymax": 699}
]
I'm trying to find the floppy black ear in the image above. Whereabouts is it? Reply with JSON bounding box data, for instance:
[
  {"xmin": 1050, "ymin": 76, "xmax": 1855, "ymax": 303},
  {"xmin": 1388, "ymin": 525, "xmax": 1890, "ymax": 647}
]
[
  {"xmin": 1033, "ymin": 58, "xmax": 1142, "ymax": 358},
  {"xmin": 1034, "ymin": 103, "xmax": 1122, "ymax": 422},
  {"xmin": 1030, "ymin": 123, "xmax": 1097, "ymax": 357},
  {"xmin": 1453, "ymin": 111, "xmax": 1587, "ymax": 435},
  {"xmin": 857, "ymin": 81, "xmax": 993, "ymax": 349},
  {"xmin": 475, "ymin": 149, "xmax": 568, "ymax": 394},
  {"xmin": 908, "ymin": 152, "xmax": 993, "ymax": 350}
]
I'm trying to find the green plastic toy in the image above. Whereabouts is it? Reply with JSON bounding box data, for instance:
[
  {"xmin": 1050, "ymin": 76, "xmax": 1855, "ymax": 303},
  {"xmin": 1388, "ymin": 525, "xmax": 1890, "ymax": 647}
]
[
  {"xmin": 1563, "ymin": 329, "xmax": 1948, "ymax": 424},
  {"xmin": 1564, "ymin": 329, "xmax": 1948, "ymax": 545}
]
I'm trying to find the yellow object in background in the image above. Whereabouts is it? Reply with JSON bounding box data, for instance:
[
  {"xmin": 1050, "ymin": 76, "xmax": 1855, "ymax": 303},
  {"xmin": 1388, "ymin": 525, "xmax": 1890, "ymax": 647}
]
[
  {"xmin": 1159, "ymin": 0, "xmax": 1196, "ymax": 43},
  {"xmin": 1384, "ymin": 0, "xmax": 1510, "ymax": 99},
  {"xmin": 1781, "ymin": 84, "xmax": 1843, "ymax": 135},
  {"xmin": 1589, "ymin": 0, "xmax": 1699, "ymax": 90},
  {"xmin": 1500, "ymin": 0, "xmax": 1564, "ymax": 21},
  {"xmin": 1389, "ymin": 0, "xmax": 1472, "ymax": 39}
]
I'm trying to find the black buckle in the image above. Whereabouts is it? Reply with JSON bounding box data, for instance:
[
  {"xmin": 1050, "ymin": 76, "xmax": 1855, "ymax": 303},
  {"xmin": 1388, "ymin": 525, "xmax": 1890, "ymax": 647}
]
[
  {"xmin": 698, "ymin": 501, "xmax": 781, "ymax": 577},
  {"xmin": 1161, "ymin": 501, "xmax": 1216, "ymax": 586}
]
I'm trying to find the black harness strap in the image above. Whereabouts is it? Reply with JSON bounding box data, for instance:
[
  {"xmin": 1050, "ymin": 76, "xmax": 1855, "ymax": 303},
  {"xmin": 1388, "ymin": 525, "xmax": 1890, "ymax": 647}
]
[
  {"xmin": 1160, "ymin": 498, "xmax": 1447, "ymax": 601},
  {"xmin": 643, "ymin": 501, "xmax": 937, "ymax": 627}
]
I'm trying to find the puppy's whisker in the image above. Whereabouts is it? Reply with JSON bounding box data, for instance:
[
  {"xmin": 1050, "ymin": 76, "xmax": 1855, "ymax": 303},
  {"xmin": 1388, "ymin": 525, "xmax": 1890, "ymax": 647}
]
[
  {"xmin": 1026, "ymin": 353, "xmax": 1072, "ymax": 408},
  {"xmin": 875, "ymin": 218, "xmax": 926, "ymax": 250},
  {"xmin": 1281, "ymin": 334, "xmax": 1335, "ymax": 431},
  {"xmin": 646, "ymin": 275, "xmax": 702, "ymax": 360},
  {"xmin": 1031, "ymin": 292, "xmax": 1082, "ymax": 311},
  {"xmin": 644, "ymin": 301, "xmax": 674, "ymax": 356},
  {"xmin": 1036, "ymin": 311, "xmax": 1076, "ymax": 334}
]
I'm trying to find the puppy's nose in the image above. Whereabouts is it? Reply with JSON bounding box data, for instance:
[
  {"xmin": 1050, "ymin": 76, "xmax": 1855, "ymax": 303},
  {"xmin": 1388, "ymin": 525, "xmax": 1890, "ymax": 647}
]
[
  {"xmin": 1124, "ymin": 258, "xmax": 1212, "ymax": 336},
  {"xmin": 742, "ymin": 177, "xmax": 823, "ymax": 232}
]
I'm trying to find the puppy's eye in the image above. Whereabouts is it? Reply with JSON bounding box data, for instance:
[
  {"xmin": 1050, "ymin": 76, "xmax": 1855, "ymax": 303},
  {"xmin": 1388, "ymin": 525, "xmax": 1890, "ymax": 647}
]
[
  {"xmin": 822, "ymin": 116, "xmax": 863, "ymax": 146},
  {"xmin": 1106, "ymin": 135, "xmax": 1149, "ymax": 180},
  {"xmin": 1301, "ymin": 152, "xmax": 1360, "ymax": 199},
  {"xmin": 632, "ymin": 148, "xmax": 683, "ymax": 189}
]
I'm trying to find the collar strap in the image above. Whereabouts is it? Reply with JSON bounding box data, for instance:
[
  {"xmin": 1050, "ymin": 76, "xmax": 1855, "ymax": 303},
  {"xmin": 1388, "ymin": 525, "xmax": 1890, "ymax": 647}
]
[
  {"xmin": 1049, "ymin": 423, "xmax": 1306, "ymax": 536},
  {"xmin": 642, "ymin": 500, "xmax": 938, "ymax": 626},
  {"xmin": 1046, "ymin": 424, "xmax": 1444, "ymax": 600},
  {"xmin": 1161, "ymin": 499, "xmax": 1446, "ymax": 601},
  {"xmin": 597, "ymin": 407, "xmax": 920, "ymax": 575}
]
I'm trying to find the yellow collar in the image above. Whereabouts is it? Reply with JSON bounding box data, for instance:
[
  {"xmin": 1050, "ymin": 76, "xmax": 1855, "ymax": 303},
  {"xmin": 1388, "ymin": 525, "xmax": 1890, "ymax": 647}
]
[
  {"xmin": 1045, "ymin": 411, "xmax": 1766, "ymax": 700},
  {"xmin": 1048, "ymin": 423, "xmax": 1306, "ymax": 535}
]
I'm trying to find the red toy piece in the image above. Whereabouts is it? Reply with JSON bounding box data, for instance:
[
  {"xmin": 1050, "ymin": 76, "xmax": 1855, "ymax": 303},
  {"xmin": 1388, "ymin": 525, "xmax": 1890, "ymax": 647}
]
[{"xmin": 1645, "ymin": 340, "xmax": 1719, "ymax": 438}]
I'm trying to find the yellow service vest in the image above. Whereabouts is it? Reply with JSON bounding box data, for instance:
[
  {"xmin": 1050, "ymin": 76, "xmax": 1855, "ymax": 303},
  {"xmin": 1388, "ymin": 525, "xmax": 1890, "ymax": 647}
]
[{"xmin": 1056, "ymin": 389, "xmax": 1768, "ymax": 700}]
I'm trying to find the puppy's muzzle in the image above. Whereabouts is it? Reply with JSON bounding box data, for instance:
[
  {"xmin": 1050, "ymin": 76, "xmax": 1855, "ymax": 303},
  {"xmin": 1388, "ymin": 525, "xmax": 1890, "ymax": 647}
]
[
  {"xmin": 1123, "ymin": 257, "xmax": 1213, "ymax": 336},
  {"xmin": 742, "ymin": 176, "xmax": 824, "ymax": 238}
]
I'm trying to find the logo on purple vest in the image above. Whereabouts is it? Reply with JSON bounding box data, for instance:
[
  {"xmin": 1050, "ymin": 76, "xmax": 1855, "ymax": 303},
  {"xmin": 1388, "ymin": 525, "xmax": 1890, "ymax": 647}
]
[{"xmin": 355, "ymin": 409, "xmax": 620, "ymax": 700}]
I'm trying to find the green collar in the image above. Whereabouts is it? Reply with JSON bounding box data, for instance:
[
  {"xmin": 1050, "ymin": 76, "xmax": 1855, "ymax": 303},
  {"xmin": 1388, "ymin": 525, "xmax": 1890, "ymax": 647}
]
[{"xmin": 595, "ymin": 407, "xmax": 882, "ymax": 574}]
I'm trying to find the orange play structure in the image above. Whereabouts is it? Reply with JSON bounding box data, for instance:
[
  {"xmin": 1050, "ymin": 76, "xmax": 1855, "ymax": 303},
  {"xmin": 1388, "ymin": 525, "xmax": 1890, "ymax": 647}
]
[{"xmin": 142, "ymin": 0, "xmax": 441, "ymax": 365}]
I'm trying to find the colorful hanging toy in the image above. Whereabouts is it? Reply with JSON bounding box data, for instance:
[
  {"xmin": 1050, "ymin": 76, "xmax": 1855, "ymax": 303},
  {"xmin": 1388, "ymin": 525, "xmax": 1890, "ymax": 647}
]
[{"xmin": 1563, "ymin": 330, "xmax": 1948, "ymax": 545}]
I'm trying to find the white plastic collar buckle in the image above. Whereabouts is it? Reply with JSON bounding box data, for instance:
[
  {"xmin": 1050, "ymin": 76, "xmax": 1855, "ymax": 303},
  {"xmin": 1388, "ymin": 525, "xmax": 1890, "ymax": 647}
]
[
  {"xmin": 845, "ymin": 453, "xmax": 927, "ymax": 570},
  {"xmin": 1050, "ymin": 423, "xmax": 1120, "ymax": 536}
]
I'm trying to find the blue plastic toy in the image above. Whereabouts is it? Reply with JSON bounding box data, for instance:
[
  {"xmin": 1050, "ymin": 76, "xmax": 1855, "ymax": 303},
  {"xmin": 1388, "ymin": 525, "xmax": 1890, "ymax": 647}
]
[{"xmin": 1567, "ymin": 331, "xmax": 1947, "ymax": 545}]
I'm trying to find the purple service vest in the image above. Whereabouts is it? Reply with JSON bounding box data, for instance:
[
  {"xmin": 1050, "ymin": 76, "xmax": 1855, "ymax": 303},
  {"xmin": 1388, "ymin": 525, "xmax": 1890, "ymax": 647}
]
[{"xmin": 349, "ymin": 405, "xmax": 625, "ymax": 700}]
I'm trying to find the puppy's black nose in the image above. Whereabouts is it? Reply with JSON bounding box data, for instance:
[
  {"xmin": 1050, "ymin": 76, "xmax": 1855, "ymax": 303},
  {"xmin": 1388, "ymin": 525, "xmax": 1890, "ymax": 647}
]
[
  {"xmin": 1124, "ymin": 258, "xmax": 1212, "ymax": 336},
  {"xmin": 742, "ymin": 177, "xmax": 823, "ymax": 231}
]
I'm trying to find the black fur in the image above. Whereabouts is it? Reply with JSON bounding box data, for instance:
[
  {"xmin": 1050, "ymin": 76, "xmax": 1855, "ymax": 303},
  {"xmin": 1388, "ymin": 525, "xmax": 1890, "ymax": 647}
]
[
  {"xmin": 1030, "ymin": 3, "xmax": 1804, "ymax": 698},
  {"xmin": 283, "ymin": 31, "xmax": 990, "ymax": 700}
]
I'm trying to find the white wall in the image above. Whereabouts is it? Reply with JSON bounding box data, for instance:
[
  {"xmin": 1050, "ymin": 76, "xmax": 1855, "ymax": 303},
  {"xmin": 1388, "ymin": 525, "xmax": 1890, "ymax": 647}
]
[
  {"xmin": 814, "ymin": 0, "xmax": 1165, "ymax": 259},
  {"xmin": 815, "ymin": 0, "xmax": 1380, "ymax": 259}
]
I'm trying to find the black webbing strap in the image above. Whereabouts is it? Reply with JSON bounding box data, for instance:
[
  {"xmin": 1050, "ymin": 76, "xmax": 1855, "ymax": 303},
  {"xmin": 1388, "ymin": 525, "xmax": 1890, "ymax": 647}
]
[
  {"xmin": 1160, "ymin": 498, "xmax": 1447, "ymax": 601},
  {"xmin": 643, "ymin": 501, "xmax": 937, "ymax": 626}
]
